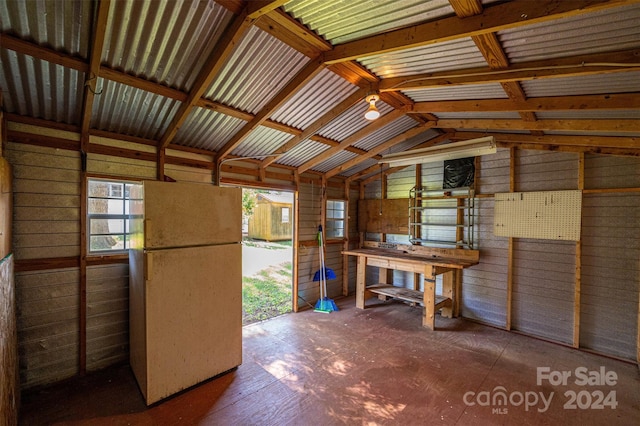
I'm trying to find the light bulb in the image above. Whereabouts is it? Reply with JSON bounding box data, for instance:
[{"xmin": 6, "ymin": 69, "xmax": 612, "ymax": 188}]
[{"xmin": 364, "ymin": 94, "xmax": 380, "ymax": 120}]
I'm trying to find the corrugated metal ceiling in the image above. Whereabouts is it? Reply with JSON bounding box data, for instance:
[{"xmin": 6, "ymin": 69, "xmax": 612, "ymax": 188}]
[
  {"xmin": 499, "ymin": 3, "xmax": 640, "ymax": 63},
  {"xmin": 352, "ymin": 115, "xmax": 417, "ymax": 151},
  {"xmin": 204, "ymin": 26, "xmax": 309, "ymax": 115},
  {"xmin": 231, "ymin": 126, "xmax": 294, "ymax": 158},
  {"xmin": 317, "ymin": 100, "xmax": 394, "ymax": 141},
  {"xmin": 521, "ymin": 71, "xmax": 640, "ymax": 98},
  {"xmin": 358, "ymin": 38, "xmax": 486, "ymax": 78},
  {"xmin": 102, "ymin": 0, "xmax": 232, "ymax": 92},
  {"xmin": 402, "ymin": 83, "xmax": 508, "ymax": 102},
  {"xmin": 283, "ymin": 0, "xmax": 454, "ymax": 44},
  {"xmin": 173, "ymin": 108, "xmax": 246, "ymax": 152},
  {"xmin": 91, "ymin": 78, "xmax": 181, "ymax": 141},
  {"xmin": 276, "ymin": 139, "xmax": 329, "ymax": 168},
  {"xmin": 270, "ymin": 68, "xmax": 359, "ymax": 130}
]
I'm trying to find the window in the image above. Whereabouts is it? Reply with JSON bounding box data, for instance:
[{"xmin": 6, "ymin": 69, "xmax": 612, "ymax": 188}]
[
  {"xmin": 326, "ymin": 199, "xmax": 345, "ymax": 239},
  {"xmin": 281, "ymin": 207, "xmax": 290, "ymax": 223},
  {"xmin": 87, "ymin": 179, "xmax": 142, "ymax": 253}
]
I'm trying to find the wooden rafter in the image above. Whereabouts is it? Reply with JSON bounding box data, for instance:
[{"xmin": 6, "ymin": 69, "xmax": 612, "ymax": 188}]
[
  {"xmin": 324, "ymin": 0, "xmax": 635, "ymax": 64},
  {"xmin": 411, "ymin": 93, "xmax": 640, "ymax": 113},
  {"xmin": 379, "ymin": 49, "xmax": 640, "ymax": 92},
  {"xmin": 80, "ymin": 0, "xmax": 110, "ymax": 147},
  {"xmin": 435, "ymin": 119, "xmax": 640, "ymax": 135}
]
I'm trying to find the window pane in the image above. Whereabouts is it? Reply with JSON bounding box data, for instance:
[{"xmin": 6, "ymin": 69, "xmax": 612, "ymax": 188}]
[
  {"xmin": 90, "ymin": 235, "xmax": 125, "ymax": 251},
  {"xmin": 90, "ymin": 218, "xmax": 125, "ymax": 234}
]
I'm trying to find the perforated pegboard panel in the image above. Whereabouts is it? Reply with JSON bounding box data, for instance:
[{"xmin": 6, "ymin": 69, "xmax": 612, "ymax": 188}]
[{"xmin": 494, "ymin": 190, "xmax": 582, "ymax": 241}]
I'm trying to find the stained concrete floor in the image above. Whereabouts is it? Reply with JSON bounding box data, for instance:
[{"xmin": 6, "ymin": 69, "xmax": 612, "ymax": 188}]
[{"xmin": 20, "ymin": 296, "xmax": 640, "ymax": 425}]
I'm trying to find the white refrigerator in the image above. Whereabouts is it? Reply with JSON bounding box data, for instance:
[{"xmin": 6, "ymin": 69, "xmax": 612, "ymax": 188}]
[{"xmin": 128, "ymin": 181, "xmax": 242, "ymax": 405}]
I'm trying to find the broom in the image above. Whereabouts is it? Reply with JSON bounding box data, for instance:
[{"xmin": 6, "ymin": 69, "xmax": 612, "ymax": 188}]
[{"xmin": 313, "ymin": 225, "xmax": 338, "ymax": 313}]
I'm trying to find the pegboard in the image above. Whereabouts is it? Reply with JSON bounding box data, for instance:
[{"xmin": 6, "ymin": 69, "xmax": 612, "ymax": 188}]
[{"xmin": 494, "ymin": 190, "xmax": 582, "ymax": 241}]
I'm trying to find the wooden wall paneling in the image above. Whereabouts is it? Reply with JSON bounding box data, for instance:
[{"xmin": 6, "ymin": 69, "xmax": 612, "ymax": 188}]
[
  {"xmin": 86, "ymin": 263, "xmax": 129, "ymax": 371},
  {"xmin": 86, "ymin": 153, "xmax": 156, "ymax": 179},
  {"xmin": 164, "ymin": 164, "xmax": 213, "ymax": 184},
  {"xmin": 0, "ymin": 257, "xmax": 17, "ymax": 424},
  {"xmin": 15, "ymin": 268, "xmax": 80, "ymax": 388}
]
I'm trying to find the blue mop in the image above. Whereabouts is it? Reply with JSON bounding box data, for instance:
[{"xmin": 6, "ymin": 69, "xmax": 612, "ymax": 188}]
[{"xmin": 313, "ymin": 225, "xmax": 338, "ymax": 313}]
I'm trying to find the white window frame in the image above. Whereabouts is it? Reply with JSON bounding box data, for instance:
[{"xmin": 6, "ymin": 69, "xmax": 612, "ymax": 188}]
[
  {"xmin": 326, "ymin": 199, "xmax": 346, "ymax": 239},
  {"xmin": 87, "ymin": 178, "xmax": 141, "ymax": 254}
]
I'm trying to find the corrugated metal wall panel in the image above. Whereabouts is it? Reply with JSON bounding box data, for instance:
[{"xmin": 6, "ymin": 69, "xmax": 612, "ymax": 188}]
[
  {"xmin": 205, "ymin": 26, "xmax": 309, "ymax": 115},
  {"xmin": 461, "ymin": 197, "xmax": 507, "ymax": 327},
  {"xmin": 173, "ymin": 108, "xmax": 246, "ymax": 151},
  {"xmin": 270, "ymin": 69, "xmax": 359, "ymax": 129},
  {"xmin": 359, "ymin": 38, "xmax": 485, "ymax": 78},
  {"xmin": 499, "ymin": 3, "xmax": 640, "ymax": 63},
  {"xmin": 515, "ymin": 150, "xmax": 579, "ymax": 192},
  {"xmin": 0, "ymin": 50, "xmax": 84, "ymax": 124},
  {"xmin": 402, "ymin": 83, "xmax": 507, "ymax": 102},
  {"xmin": 511, "ymin": 150, "xmax": 579, "ymax": 344},
  {"xmin": 0, "ymin": 0, "xmax": 92, "ymax": 57},
  {"xmin": 103, "ymin": 0, "xmax": 232, "ymax": 91},
  {"xmin": 580, "ymin": 193, "xmax": 639, "ymax": 360},
  {"xmin": 283, "ymin": 0, "xmax": 454, "ymax": 44},
  {"xmin": 86, "ymin": 264, "xmax": 129, "ymax": 372},
  {"xmin": 584, "ymin": 154, "xmax": 640, "ymax": 190},
  {"xmin": 521, "ymin": 71, "xmax": 640, "ymax": 98},
  {"xmin": 461, "ymin": 151, "xmax": 510, "ymax": 327},
  {"xmin": 511, "ymin": 239, "xmax": 575, "ymax": 344},
  {"xmin": 91, "ymin": 79, "xmax": 181, "ymax": 141}
]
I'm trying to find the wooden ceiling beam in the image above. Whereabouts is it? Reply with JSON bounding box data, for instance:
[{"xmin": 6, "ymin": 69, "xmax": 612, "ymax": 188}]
[
  {"xmin": 412, "ymin": 92, "xmax": 640, "ymax": 113},
  {"xmin": 380, "ymin": 49, "xmax": 640, "ymax": 92},
  {"xmin": 255, "ymin": 9, "xmax": 332, "ymax": 57},
  {"xmin": 451, "ymin": 131, "xmax": 639, "ymax": 151},
  {"xmin": 0, "ymin": 33, "xmax": 89, "ymax": 72},
  {"xmin": 247, "ymin": 0, "xmax": 290, "ymax": 19},
  {"xmin": 435, "ymin": 119, "xmax": 640, "ymax": 135},
  {"xmin": 80, "ymin": 0, "xmax": 110, "ymax": 150},
  {"xmin": 297, "ymin": 109, "xmax": 405, "ymax": 174},
  {"xmin": 324, "ymin": 0, "xmax": 633, "ymax": 64}
]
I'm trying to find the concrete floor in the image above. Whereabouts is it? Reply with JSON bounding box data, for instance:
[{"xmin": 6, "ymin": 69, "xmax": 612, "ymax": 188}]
[{"xmin": 20, "ymin": 296, "xmax": 640, "ymax": 425}]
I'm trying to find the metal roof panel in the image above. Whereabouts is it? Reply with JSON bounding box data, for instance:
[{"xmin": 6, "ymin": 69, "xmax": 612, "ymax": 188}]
[
  {"xmin": 173, "ymin": 108, "xmax": 246, "ymax": 151},
  {"xmin": 521, "ymin": 71, "xmax": 640, "ymax": 97},
  {"xmin": 403, "ymin": 83, "xmax": 508, "ymax": 102},
  {"xmin": 231, "ymin": 126, "xmax": 295, "ymax": 158}
]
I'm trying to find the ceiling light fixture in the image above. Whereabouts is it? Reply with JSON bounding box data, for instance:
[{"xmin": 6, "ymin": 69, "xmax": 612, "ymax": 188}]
[
  {"xmin": 364, "ymin": 93, "xmax": 380, "ymax": 120},
  {"xmin": 378, "ymin": 136, "xmax": 497, "ymax": 166}
]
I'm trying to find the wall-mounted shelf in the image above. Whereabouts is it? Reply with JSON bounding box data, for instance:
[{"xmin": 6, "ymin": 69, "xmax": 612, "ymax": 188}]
[{"xmin": 409, "ymin": 187, "xmax": 475, "ymax": 249}]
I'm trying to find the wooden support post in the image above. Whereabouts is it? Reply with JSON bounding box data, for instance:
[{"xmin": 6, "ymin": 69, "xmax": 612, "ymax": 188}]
[
  {"xmin": 342, "ymin": 180, "xmax": 350, "ymax": 296},
  {"xmin": 292, "ymin": 184, "xmax": 300, "ymax": 312},
  {"xmin": 573, "ymin": 152, "xmax": 585, "ymax": 348},
  {"xmin": 441, "ymin": 270, "xmax": 454, "ymax": 318},
  {"xmin": 423, "ymin": 266, "xmax": 436, "ymax": 330},
  {"xmin": 506, "ymin": 147, "xmax": 516, "ymax": 330},
  {"xmin": 355, "ymin": 256, "xmax": 366, "ymax": 309}
]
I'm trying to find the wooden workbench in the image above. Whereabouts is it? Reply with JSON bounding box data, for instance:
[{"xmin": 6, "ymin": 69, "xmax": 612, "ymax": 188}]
[{"xmin": 343, "ymin": 242, "xmax": 479, "ymax": 330}]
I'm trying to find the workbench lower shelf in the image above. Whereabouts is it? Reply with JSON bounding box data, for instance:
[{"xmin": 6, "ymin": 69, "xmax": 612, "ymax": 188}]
[{"xmin": 366, "ymin": 284, "xmax": 451, "ymax": 311}]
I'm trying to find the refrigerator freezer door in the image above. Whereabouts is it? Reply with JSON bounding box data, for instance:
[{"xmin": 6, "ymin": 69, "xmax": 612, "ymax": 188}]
[
  {"xmin": 137, "ymin": 181, "xmax": 241, "ymax": 249},
  {"xmin": 131, "ymin": 243, "xmax": 242, "ymax": 405}
]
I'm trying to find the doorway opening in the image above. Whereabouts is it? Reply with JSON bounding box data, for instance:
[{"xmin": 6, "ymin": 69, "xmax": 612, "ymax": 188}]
[{"xmin": 241, "ymin": 188, "xmax": 294, "ymax": 325}]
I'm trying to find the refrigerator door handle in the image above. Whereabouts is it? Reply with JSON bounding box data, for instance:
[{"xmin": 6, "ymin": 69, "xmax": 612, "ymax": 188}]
[{"xmin": 145, "ymin": 252, "xmax": 152, "ymax": 281}]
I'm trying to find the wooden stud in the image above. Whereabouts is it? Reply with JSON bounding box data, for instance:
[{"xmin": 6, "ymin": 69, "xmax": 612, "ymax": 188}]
[
  {"xmin": 573, "ymin": 153, "xmax": 585, "ymax": 348},
  {"xmin": 342, "ymin": 180, "xmax": 350, "ymax": 296},
  {"xmin": 423, "ymin": 266, "xmax": 436, "ymax": 331},
  {"xmin": 506, "ymin": 147, "xmax": 516, "ymax": 330},
  {"xmin": 293, "ymin": 184, "xmax": 300, "ymax": 312}
]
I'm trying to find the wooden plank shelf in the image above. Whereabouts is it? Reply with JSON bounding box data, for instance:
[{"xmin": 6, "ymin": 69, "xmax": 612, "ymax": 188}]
[{"xmin": 367, "ymin": 284, "xmax": 451, "ymax": 311}]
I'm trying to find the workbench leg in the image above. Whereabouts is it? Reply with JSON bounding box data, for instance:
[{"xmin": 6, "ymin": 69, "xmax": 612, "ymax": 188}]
[
  {"xmin": 423, "ymin": 277, "xmax": 436, "ymax": 331},
  {"xmin": 441, "ymin": 270, "xmax": 454, "ymax": 318},
  {"xmin": 355, "ymin": 256, "xmax": 366, "ymax": 309}
]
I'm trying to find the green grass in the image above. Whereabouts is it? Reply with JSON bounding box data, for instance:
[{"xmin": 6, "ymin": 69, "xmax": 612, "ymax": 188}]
[{"xmin": 242, "ymin": 262, "xmax": 292, "ymax": 325}]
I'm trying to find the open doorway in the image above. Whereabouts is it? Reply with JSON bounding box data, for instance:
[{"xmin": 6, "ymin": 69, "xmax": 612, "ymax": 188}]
[{"xmin": 241, "ymin": 188, "xmax": 294, "ymax": 325}]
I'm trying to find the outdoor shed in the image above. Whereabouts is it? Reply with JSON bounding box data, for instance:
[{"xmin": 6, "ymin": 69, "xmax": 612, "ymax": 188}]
[{"xmin": 248, "ymin": 192, "xmax": 293, "ymax": 241}]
